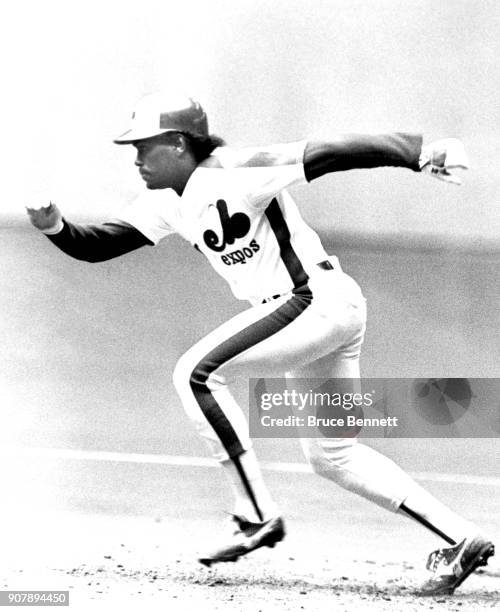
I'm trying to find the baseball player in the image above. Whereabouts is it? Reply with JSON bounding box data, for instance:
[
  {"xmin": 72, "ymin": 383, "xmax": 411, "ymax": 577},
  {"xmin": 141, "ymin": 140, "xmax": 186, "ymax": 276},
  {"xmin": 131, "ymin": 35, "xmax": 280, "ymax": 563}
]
[{"xmin": 26, "ymin": 93, "xmax": 494, "ymax": 595}]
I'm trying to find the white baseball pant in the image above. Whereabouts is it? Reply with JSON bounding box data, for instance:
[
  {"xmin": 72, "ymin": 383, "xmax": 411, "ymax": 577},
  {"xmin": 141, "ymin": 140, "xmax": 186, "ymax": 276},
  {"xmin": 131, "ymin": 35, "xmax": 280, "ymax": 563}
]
[{"xmin": 173, "ymin": 261, "xmax": 422, "ymax": 515}]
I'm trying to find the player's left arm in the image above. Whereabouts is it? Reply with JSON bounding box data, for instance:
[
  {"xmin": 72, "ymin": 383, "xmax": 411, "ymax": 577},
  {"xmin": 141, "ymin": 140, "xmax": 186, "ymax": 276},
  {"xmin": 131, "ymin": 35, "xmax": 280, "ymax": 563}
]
[
  {"xmin": 304, "ymin": 134, "xmax": 469, "ymax": 184},
  {"xmin": 26, "ymin": 202, "xmax": 152, "ymax": 262}
]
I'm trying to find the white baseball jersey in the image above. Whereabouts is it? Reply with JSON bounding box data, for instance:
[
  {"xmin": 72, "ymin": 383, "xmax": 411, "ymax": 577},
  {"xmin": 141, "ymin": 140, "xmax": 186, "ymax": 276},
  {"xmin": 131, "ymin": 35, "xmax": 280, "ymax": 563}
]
[{"xmin": 118, "ymin": 141, "xmax": 329, "ymax": 304}]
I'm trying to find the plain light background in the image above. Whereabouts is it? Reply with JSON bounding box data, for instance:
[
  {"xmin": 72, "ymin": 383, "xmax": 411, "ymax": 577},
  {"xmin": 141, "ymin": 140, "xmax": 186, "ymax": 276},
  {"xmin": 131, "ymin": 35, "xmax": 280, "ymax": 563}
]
[{"xmin": 1, "ymin": 0, "xmax": 499, "ymax": 246}]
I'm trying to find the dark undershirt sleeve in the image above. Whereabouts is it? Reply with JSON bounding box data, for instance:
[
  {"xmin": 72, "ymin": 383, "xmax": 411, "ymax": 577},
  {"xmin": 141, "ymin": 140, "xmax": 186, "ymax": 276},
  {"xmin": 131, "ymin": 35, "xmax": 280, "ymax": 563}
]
[
  {"xmin": 45, "ymin": 219, "xmax": 153, "ymax": 263},
  {"xmin": 303, "ymin": 133, "xmax": 423, "ymax": 182}
]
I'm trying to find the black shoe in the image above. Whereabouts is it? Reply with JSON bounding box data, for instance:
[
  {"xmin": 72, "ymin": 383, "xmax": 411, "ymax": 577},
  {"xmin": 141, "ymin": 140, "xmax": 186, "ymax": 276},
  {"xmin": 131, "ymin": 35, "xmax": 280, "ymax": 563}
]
[
  {"xmin": 198, "ymin": 514, "xmax": 286, "ymax": 567},
  {"xmin": 419, "ymin": 535, "xmax": 495, "ymax": 596}
]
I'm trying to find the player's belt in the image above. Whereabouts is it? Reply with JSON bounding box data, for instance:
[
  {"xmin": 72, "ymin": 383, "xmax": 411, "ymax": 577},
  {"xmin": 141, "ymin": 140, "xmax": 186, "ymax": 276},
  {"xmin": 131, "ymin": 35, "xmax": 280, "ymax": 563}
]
[{"xmin": 261, "ymin": 259, "xmax": 336, "ymax": 304}]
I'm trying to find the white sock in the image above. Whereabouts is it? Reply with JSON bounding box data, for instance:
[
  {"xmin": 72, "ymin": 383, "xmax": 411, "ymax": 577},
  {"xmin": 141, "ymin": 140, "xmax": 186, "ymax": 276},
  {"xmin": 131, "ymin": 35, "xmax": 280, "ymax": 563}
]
[{"xmin": 221, "ymin": 449, "xmax": 278, "ymax": 522}]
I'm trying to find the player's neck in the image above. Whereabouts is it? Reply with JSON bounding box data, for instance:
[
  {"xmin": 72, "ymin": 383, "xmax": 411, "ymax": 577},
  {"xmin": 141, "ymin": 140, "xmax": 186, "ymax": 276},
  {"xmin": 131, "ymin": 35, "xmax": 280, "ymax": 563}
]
[{"xmin": 173, "ymin": 159, "xmax": 198, "ymax": 196}]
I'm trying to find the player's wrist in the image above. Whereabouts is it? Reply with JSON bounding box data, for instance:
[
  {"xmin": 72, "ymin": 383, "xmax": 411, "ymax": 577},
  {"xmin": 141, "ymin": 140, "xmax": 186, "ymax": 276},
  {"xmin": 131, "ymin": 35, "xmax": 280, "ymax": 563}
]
[{"xmin": 41, "ymin": 218, "xmax": 64, "ymax": 235}]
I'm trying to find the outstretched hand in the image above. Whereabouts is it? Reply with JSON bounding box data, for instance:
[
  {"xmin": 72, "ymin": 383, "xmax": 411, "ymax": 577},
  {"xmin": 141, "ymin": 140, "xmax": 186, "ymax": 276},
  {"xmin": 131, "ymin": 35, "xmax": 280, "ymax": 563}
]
[
  {"xmin": 26, "ymin": 202, "xmax": 63, "ymax": 232},
  {"xmin": 419, "ymin": 138, "xmax": 469, "ymax": 185}
]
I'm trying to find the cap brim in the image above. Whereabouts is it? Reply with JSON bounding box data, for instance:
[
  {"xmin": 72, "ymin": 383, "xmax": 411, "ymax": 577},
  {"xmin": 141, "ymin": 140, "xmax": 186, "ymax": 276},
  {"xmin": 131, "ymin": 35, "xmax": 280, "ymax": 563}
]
[{"xmin": 113, "ymin": 127, "xmax": 173, "ymax": 144}]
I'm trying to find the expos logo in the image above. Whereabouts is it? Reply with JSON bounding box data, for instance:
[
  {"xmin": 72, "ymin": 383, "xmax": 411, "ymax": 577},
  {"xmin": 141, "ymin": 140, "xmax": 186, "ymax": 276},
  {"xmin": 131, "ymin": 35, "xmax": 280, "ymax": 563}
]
[{"xmin": 198, "ymin": 199, "xmax": 260, "ymax": 265}]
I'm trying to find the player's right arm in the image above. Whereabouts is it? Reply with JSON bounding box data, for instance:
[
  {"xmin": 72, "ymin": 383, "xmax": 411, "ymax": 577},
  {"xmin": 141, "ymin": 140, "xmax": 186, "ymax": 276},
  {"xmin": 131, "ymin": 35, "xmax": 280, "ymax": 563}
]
[
  {"xmin": 304, "ymin": 134, "xmax": 468, "ymax": 184},
  {"xmin": 26, "ymin": 203, "xmax": 153, "ymax": 262},
  {"xmin": 304, "ymin": 133, "xmax": 422, "ymax": 179}
]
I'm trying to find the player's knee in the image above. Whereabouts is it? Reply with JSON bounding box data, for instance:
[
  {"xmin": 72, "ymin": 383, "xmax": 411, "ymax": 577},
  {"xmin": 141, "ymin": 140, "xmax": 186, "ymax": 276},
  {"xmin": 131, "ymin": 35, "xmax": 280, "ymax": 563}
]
[
  {"xmin": 173, "ymin": 348, "xmax": 212, "ymax": 397},
  {"xmin": 307, "ymin": 452, "xmax": 328, "ymax": 476},
  {"xmin": 172, "ymin": 350, "xmax": 196, "ymax": 396},
  {"xmin": 304, "ymin": 438, "xmax": 357, "ymax": 475}
]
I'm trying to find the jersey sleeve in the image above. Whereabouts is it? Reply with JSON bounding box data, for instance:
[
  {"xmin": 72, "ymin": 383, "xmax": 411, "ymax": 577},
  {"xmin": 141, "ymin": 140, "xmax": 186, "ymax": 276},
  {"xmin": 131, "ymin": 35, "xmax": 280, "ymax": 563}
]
[
  {"xmin": 214, "ymin": 141, "xmax": 308, "ymax": 209},
  {"xmin": 117, "ymin": 189, "xmax": 177, "ymax": 244},
  {"xmin": 303, "ymin": 133, "xmax": 423, "ymax": 180},
  {"xmin": 46, "ymin": 219, "xmax": 152, "ymax": 262}
]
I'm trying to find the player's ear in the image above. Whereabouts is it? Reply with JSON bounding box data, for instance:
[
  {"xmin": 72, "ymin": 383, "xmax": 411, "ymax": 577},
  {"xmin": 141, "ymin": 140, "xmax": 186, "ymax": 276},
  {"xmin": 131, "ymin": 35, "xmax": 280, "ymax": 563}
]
[{"xmin": 170, "ymin": 132, "xmax": 189, "ymax": 156}]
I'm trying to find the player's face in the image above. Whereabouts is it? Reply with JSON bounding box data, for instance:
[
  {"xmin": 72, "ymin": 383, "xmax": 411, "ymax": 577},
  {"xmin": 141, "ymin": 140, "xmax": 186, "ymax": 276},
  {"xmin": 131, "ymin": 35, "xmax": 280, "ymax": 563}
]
[{"xmin": 133, "ymin": 135, "xmax": 187, "ymax": 192}]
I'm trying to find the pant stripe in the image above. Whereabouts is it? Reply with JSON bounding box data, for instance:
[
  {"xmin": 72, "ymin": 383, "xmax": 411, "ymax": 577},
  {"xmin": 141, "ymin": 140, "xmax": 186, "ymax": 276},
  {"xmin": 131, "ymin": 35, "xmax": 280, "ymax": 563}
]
[
  {"xmin": 400, "ymin": 503, "xmax": 456, "ymax": 545},
  {"xmin": 232, "ymin": 454, "xmax": 264, "ymax": 521},
  {"xmin": 188, "ymin": 285, "xmax": 313, "ymax": 459},
  {"xmin": 265, "ymin": 198, "xmax": 309, "ymax": 289}
]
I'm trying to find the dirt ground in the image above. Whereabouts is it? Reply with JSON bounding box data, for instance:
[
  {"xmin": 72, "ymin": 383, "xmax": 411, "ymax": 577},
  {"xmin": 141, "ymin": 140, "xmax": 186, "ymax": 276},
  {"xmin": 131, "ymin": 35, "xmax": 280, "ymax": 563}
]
[{"xmin": 1, "ymin": 495, "xmax": 498, "ymax": 611}]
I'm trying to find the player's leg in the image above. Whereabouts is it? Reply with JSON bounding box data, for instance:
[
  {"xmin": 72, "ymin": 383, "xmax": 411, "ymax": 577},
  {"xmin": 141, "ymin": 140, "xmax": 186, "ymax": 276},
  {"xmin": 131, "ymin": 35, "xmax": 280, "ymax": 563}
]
[
  {"xmin": 173, "ymin": 290, "xmax": 317, "ymax": 564},
  {"xmin": 295, "ymin": 349, "xmax": 494, "ymax": 594},
  {"xmin": 172, "ymin": 272, "xmax": 367, "ymax": 563},
  {"xmin": 172, "ymin": 294, "xmax": 311, "ymax": 526},
  {"xmin": 294, "ymin": 344, "xmax": 431, "ymax": 513}
]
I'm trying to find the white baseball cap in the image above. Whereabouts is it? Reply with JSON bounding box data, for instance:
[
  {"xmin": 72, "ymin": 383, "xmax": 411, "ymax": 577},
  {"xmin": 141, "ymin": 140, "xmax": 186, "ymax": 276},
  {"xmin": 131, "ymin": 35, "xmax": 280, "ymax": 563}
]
[{"xmin": 114, "ymin": 92, "xmax": 208, "ymax": 144}]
